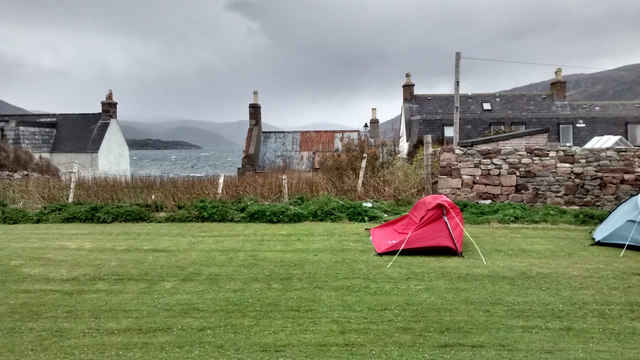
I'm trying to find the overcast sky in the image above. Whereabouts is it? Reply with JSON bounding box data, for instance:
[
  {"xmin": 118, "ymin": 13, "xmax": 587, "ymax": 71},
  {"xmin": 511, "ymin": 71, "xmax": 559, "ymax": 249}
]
[{"xmin": 1, "ymin": 0, "xmax": 639, "ymax": 128}]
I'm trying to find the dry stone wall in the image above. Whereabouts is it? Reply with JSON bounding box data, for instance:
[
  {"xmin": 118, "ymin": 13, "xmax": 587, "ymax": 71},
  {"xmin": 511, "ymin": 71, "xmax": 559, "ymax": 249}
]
[{"xmin": 437, "ymin": 146, "xmax": 640, "ymax": 209}]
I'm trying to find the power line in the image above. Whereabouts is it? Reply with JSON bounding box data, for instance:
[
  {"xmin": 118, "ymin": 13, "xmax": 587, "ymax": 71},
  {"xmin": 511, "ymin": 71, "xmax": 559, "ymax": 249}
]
[{"xmin": 461, "ymin": 56, "xmax": 607, "ymax": 71}]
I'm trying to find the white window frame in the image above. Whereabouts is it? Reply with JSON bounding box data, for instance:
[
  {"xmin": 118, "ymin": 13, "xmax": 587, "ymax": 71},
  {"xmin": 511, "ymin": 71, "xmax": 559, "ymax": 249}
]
[
  {"xmin": 490, "ymin": 123, "xmax": 505, "ymax": 133},
  {"xmin": 628, "ymin": 124, "xmax": 640, "ymax": 146},
  {"xmin": 444, "ymin": 125, "xmax": 454, "ymax": 144},
  {"xmin": 511, "ymin": 123, "xmax": 526, "ymax": 132},
  {"xmin": 559, "ymin": 124, "xmax": 573, "ymax": 146}
]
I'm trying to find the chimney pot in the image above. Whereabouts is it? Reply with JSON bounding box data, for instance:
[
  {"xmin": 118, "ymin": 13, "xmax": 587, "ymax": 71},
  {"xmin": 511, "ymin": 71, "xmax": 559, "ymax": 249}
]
[
  {"xmin": 252, "ymin": 90, "xmax": 259, "ymax": 104},
  {"xmin": 555, "ymin": 68, "xmax": 563, "ymax": 81},
  {"xmin": 405, "ymin": 73, "xmax": 413, "ymax": 84}
]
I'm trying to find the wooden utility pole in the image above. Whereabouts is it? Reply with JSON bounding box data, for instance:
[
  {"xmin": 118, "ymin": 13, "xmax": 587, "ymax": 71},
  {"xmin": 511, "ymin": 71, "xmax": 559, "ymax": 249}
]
[{"xmin": 453, "ymin": 51, "xmax": 461, "ymax": 147}]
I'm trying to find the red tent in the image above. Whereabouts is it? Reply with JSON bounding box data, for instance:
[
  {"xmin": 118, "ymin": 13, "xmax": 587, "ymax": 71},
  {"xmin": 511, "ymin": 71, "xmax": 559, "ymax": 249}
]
[{"xmin": 370, "ymin": 195, "xmax": 464, "ymax": 255}]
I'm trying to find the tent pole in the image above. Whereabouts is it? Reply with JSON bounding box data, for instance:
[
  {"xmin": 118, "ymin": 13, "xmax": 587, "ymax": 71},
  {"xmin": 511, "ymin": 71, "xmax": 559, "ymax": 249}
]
[
  {"xmin": 441, "ymin": 206, "xmax": 460, "ymax": 255},
  {"xmin": 620, "ymin": 213, "xmax": 640, "ymax": 257},
  {"xmin": 442, "ymin": 203, "xmax": 487, "ymax": 265}
]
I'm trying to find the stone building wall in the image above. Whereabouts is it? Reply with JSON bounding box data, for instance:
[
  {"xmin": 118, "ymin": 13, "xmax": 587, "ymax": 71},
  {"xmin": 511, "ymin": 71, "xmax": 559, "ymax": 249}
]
[{"xmin": 437, "ymin": 146, "xmax": 640, "ymax": 209}]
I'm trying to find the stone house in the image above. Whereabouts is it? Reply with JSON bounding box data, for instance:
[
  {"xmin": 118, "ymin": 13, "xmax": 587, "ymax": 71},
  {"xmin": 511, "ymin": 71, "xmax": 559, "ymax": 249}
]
[
  {"xmin": 399, "ymin": 69, "xmax": 640, "ymax": 154},
  {"xmin": 0, "ymin": 91, "xmax": 130, "ymax": 177},
  {"xmin": 238, "ymin": 91, "xmax": 378, "ymax": 174}
]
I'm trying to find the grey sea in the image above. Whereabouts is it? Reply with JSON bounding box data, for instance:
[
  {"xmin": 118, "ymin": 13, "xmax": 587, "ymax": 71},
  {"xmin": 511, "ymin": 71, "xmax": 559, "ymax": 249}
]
[{"xmin": 130, "ymin": 148, "xmax": 243, "ymax": 177}]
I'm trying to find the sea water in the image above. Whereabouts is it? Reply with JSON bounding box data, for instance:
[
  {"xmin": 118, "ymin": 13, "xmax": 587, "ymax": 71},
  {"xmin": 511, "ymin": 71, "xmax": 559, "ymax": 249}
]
[{"xmin": 130, "ymin": 148, "xmax": 243, "ymax": 177}]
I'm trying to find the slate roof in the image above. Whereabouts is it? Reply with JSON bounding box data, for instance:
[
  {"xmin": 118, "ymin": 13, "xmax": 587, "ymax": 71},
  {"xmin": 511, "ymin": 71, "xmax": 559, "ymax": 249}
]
[
  {"xmin": 409, "ymin": 93, "xmax": 570, "ymax": 117},
  {"xmin": 0, "ymin": 113, "xmax": 108, "ymax": 153},
  {"xmin": 408, "ymin": 94, "xmax": 640, "ymax": 118}
]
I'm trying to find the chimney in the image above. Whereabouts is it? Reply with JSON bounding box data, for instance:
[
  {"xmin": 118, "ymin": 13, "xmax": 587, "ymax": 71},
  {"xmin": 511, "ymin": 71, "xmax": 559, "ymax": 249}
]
[
  {"xmin": 100, "ymin": 89, "xmax": 118, "ymax": 119},
  {"xmin": 402, "ymin": 73, "xmax": 415, "ymax": 103},
  {"xmin": 249, "ymin": 90, "xmax": 261, "ymax": 126},
  {"xmin": 550, "ymin": 68, "xmax": 567, "ymax": 102},
  {"xmin": 240, "ymin": 90, "xmax": 263, "ymax": 174},
  {"xmin": 369, "ymin": 107, "xmax": 379, "ymax": 140}
]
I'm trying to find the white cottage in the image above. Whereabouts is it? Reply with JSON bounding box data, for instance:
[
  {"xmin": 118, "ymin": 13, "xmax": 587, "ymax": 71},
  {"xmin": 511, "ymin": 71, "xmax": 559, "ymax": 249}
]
[{"xmin": 0, "ymin": 91, "xmax": 130, "ymax": 177}]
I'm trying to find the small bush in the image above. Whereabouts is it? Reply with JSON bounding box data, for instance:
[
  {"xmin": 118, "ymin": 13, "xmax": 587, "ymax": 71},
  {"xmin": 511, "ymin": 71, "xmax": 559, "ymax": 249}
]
[
  {"xmin": 0, "ymin": 206, "xmax": 35, "ymax": 224},
  {"xmin": 35, "ymin": 203, "xmax": 152, "ymax": 223},
  {"xmin": 241, "ymin": 203, "xmax": 306, "ymax": 223},
  {"xmin": 94, "ymin": 204, "xmax": 153, "ymax": 223},
  {"xmin": 0, "ymin": 141, "xmax": 60, "ymax": 177},
  {"xmin": 570, "ymin": 207, "xmax": 608, "ymax": 226},
  {"xmin": 192, "ymin": 199, "xmax": 240, "ymax": 222},
  {"xmin": 161, "ymin": 209, "xmax": 198, "ymax": 223}
]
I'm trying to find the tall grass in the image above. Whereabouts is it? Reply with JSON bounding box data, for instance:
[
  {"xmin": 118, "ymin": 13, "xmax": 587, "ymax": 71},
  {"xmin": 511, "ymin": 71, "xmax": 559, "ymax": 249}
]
[
  {"xmin": 1, "ymin": 141, "xmax": 435, "ymax": 211},
  {"xmin": 1, "ymin": 171, "xmax": 425, "ymax": 211}
]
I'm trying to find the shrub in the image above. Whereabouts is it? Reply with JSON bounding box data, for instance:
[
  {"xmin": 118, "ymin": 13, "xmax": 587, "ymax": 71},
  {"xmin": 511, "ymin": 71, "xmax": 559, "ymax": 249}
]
[
  {"xmin": 192, "ymin": 199, "xmax": 240, "ymax": 222},
  {"xmin": 0, "ymin": 140, "xmax": 59, "ymax": 177},
  {"xmin": 94, "ymin": 204, "xmax": 153, "ymax": 223},
  {"xmin": 161, "ymin": 209, "xmax": 198, "ymax": 223},
  {"xmin": 570, "ymin": 207, "xmax": 608, "ymax": 226},
  {"xmin": 241, "ymin": 202, "xmax": 306, "ymax": 223},
  {"xmin": 34, "ymin": 203, "xmax": 152, "ymax": 223},
  {"xmin": 0, "ymin": 206, "xmax": 35, "ymax": 224}
]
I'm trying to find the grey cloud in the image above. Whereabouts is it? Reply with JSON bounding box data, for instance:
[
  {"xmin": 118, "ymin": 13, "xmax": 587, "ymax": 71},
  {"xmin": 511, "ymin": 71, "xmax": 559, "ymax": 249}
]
[{"xmin": 0, "ymin": 0, "xmax": 639, "ymax": 128}]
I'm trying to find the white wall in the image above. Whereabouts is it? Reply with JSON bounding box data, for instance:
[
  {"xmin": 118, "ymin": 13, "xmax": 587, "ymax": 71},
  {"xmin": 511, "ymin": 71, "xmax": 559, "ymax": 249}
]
[
  {"xmin": 98, "ymin": 119, "xmax": 130, "ymax": 177},
  {"xmin": 49, "ymin": 153, "xmax": 95, "ymax": 173}
]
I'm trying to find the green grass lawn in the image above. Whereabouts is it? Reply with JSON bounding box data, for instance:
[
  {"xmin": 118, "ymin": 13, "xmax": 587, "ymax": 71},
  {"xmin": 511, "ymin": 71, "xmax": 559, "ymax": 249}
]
[{"xmin": 1, "ymin": 223, "xmax": 639, "ymax": 359}]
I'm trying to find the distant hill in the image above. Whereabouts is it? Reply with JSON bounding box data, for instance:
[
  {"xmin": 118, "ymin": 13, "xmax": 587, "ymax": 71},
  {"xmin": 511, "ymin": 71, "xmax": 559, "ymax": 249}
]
[
  {"xmin": 120, "ymin": 122, "xmax": 239, "ymax": 149},
  {"xmin": 120, "ymin": 118, "xmax": 283, "ymax": 149},
  {"xmin": 126, "ymin": 138, "xmax": 202, "ymax": 150},
  {"xmin": 503, "ymin": 63, "xmax": 640, "ymax": 101},
  {"xmin": 0, "ymin": 99, "xmax": 31, "ymax": 114}
]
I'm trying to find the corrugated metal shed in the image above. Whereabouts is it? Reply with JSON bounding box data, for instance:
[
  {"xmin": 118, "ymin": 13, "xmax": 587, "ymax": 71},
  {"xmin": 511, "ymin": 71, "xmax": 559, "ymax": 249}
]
[{"xmin": 258, "ymin": 130, "xmax": 360, "ymax": 171}]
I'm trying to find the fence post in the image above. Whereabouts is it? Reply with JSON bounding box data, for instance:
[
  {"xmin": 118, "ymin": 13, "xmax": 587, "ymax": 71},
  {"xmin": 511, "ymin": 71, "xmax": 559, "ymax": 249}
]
[
  {"xmin": 282, "ymin": 174, "xmax": 289, "ymax": 202},
  {"xmin": 357, "ymin": 154, "xmax": 368, "ymax": 194},
  {"xmin": 424, "ymin": 135, "xmax": 433, "ymax": 195},
  {"xmin": 68, "ymin": 161, "xmax": 78, "ymax": 203},
  {"xmin": 217, "ymin": 174, "xmax": 225, "ymax": 199}
]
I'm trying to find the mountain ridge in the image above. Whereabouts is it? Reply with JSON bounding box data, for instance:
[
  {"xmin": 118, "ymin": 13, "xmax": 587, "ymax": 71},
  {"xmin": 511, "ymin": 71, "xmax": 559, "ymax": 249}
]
[{"xmin": 502, "ymin": 63, "xmax": 640, "ymax": 101}]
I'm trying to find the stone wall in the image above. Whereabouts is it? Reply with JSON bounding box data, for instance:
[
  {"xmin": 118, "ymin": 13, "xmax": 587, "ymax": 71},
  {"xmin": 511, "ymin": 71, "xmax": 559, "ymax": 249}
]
[{"xmin": 437, "ymin": 146, "xmax": 640, "ymax": 209}]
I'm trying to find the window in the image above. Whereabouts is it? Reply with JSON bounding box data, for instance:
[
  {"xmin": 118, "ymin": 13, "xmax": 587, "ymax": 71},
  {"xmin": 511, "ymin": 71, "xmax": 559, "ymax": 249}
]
[
  {"xmin": 444, "ymin": 125, "xmax": 454, "ymax": 144},
  {"xmin": 628, "ymin": 124, "xmax": 640, "ymax": 146},
  {"xmin": 511, "ymin": 123, "xmax": 526, "ymax": 132},
  {"xmin": 559, "ymin": 124, "xmax": 573, "ymax": 146},
  {"xmin": 482, "ymin": 102, "xmax": 492, "ymax": 111},
  {"xmin": 490, "ymin": 123, "xmax": 505, "ymax": 133}
]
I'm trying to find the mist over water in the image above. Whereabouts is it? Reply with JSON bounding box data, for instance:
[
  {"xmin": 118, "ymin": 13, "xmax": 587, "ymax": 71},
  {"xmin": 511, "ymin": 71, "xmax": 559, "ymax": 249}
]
[{"xmin": 130, "ymin": 148, "xmax": 243, "ymax": 177}]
